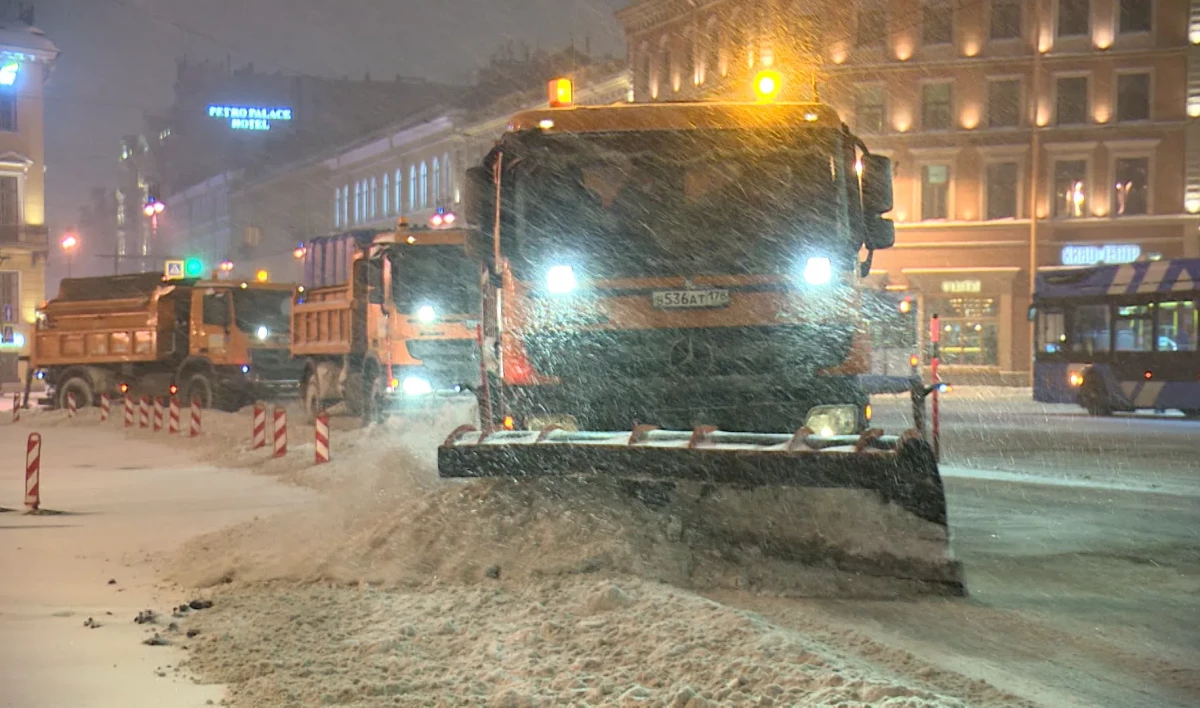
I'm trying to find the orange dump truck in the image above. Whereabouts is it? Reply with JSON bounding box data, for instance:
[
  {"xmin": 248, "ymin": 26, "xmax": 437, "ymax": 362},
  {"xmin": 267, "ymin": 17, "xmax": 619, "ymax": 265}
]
[
  {"xmin": 292, "ymin": 223, "xmax": 481, "ymax": 423},
  {"xmin": 30, "ymin": 272, "xmax": 301, "ymax": 410}
]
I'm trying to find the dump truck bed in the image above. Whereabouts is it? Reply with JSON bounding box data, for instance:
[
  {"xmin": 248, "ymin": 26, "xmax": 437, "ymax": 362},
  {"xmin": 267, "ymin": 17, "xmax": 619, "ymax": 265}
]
[{"xmin": 291, "ymin": 284, "xmax": 362, "ymax": 356}]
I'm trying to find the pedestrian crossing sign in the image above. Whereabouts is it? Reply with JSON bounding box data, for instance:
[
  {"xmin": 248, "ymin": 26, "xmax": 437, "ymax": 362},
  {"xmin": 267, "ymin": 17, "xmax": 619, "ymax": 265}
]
[{"xmin": 164, "ymin": 260, "xmax": 185, "ymax": 280}]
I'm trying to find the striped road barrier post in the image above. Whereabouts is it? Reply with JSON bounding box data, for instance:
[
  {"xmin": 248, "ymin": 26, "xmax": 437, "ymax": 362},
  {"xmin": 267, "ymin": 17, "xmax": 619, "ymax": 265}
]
[
  {"xmin": 252, "ymin": 402, "xmax": 267, "ymax": 449},
  {"xmin": 24, "ymin": 432, "xmax": 41, "ymax": 510},
  {"xmin": 189, "ymin": 398, "xmax": 202, "ymax": 437},
  {"xmin": 168, "ymin": 397, "xmax": 181, "ymax": 434},
  {"xmin": 315, "ymin": 412, "xmax": 330, "ymax": 464},
  {"xmin": 273, "ymin": 406, "xmax": 287, "ymax": 458}
]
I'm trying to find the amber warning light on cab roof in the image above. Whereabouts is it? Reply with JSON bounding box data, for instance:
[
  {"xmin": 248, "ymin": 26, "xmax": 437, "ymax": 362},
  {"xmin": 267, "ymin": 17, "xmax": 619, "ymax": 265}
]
[{"xmin": 548, "ymin": 77, "xmax": 573, "ymax": 108}]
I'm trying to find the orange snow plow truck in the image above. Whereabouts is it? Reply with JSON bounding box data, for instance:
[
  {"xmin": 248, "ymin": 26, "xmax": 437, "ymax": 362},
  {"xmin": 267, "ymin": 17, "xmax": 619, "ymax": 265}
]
[{"xmin": 439, "ymin": 75, "xmax": 964, "ymax": 597}]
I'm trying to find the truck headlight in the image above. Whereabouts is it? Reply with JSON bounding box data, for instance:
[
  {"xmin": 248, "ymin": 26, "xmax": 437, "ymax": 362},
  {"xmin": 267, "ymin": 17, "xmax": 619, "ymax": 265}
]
[
  {"xmin": 804, "ymin": 404, "xmax": 858, "ymax": 437},
  {"xmin": 802, "ymin": 257, "xmax": 833, "ymax": 285},
  {"xmin": 416, "ymin": 305, "xmax": 436, "ymax": 323},
  {"xmin": 402, "ymin": 376, "xmax": 433, "ymax": 396},
  {"xmin": 546, "ymin": 265, "xmax": 577, "ymax": 294},
  {"xmin": 256, "ymin": 326, "xmax": 270, "ymax": 341}
]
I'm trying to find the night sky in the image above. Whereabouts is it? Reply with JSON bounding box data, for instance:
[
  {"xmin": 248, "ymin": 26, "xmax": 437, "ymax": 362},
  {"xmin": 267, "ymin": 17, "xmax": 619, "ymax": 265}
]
[{"xmin": 34, "ymin": 0, "xmax": 627, "ymax": 274}]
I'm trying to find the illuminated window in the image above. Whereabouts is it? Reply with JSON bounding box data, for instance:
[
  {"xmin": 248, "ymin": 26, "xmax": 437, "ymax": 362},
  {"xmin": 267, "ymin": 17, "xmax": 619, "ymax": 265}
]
[
  {"xmin": 679, "ymin": 29, "xmax": 694, "ymax": 89},
  {"xmin": 382, "ymin": 173, "xmax": 389, "ymax": 215},
  {"xmin": 987, "ymin": 79, "xmax": 1021, "ymax": 127},
  {"xmin": 636, "ymin": 44, "xmax": 652, "ymax": 94},
  {"xmin": 353, "ymin": 182, "xmax": 361, "ymax": 223},
  {"xmin": 0, "ymin": 177, "xmax": 16, "ymax": 234},
  {"xmin": 920, "ymin": 164, "xmax": 951, "ymax": 220},
  {"xmin": 856, "ymin": 2, "xmax": 887, "ymax": 48},
  {"xmin": 703, "ymin": 18, "xmax": 719, "ymax": 83},
  {"xmin": 394, "ymin": 169, "xmax": 402, "ymax": 214},
  {"xmin": 0, "ymin": 94, "xmax": 15, "ymax": 132},
  {"xmin": 334, "ymin": 187, "xmax": 341, "ymax": 227},
  {"xmin": 408, "ymin": 166, "xmax": 416, "ymax": 211},
  {"xmin": 658, "ymin": 43, "xmax": 671, "ymax": 98},
  {"xmin": 855, "ymin": 85, "xmax": 886, "ymax": 134},
  {"xmin": 342, "ymin": 185, "xmax": 349, "ymax": 226},
  {"xmin": 990, "ymin": 0, "xmax": 1022, "ymax": 40},
  {"xmin": 432, "ymin": 158, "xmax": 441, "ymax": 205},
  {"xmin": 923, "ymin": 0, "xmax": 952, "ymax": 45},
  {"xmin": 1118, "ymin": 0, "xmax": 1151, "ymax": 34},
  {"xmin": 1054, "ymin": 76, "xmax": 1088, "ymax": 125},
  {"xmin": 1053, "ymin": 159, "xmax": 1088, "ymax": 218},
  {"xmin": 985, "ymin": 162, "xmax": 1019, "ymax": 219},
  {"xmin": 921, "ymin": 82, "xmax": 953, "ymax": 130},
  {"xmin": 1157, "ymin": 301, "xmax": 1199, "ymax": 352},
  {"xmin": 370, "ymin": 177, "xmax": 378, "ymax": 219},
  {"xmin": 1113, "ymin": 157, "xmax": 1148, "ymax": 216},
  {"xmin": 1057, "ymin": 0, "xmax": 1089, "ymax": 37},
  {"xmin": 1115, "ymin": 73, "xmax": 1150, "ymax": 122},
  {"xmin": 1071, "ymin": 305, "xmax": 1110, "ymax": 354},
  {"xmin": 419, "ymin": 162, "xmax": 428, "ymax": 209},
  {"xmin": 1114, "ymin": 305, "xmax": 1153, "ymax": 352}
]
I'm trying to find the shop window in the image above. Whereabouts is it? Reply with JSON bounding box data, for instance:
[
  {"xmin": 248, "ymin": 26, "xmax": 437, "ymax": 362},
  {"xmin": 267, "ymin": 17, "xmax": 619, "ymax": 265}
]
[
  {"xmin": 986, "ymin": 162, "xmax": 1019, "ymax": 219},
  {"xmin": 990, "ymin": 0, "xmax": 1022, "ymax": 40},
  {"xmin": 922, "ymin": 82, "xmax": 953, "ymax": 130},
  {"xmin": 1057, "ymin": 0, "xmax": 1089, "ymax": 37},
  {"xmin": 1113, "ymin": 157, "xmax": 1149, "ymax": 216},
  {"xmin": 855, "ymin": 85, "xmax": 886, "ymax": 134},
  {"xmin": 1071, "ymin": 304, "xmax": 1110, "ymax": 354},
  {"xmin": 926, "ymin": 296, "xmax": 999, "ymax": 366},
  {"xmin": 1037, "ymin": 307, "xmax": 1066, "ymax": 353},
  {"xmin": 921, "ymin": 164, "xmax": 951, "ymax": 220},
  {"xmin": 1114, "ymin": 304, "xmax": 1152, "ymax": 352},
  {"xmin": 1053, "ymin": 159, "xmax": 1087, "ymax": 218},
  {"xmin": 856, "ymin": 2, "xmax": 887, "ymax": 48},
  {"xmin": 1116, "ymin": 73, "xmax": 1150, "ymax": 122},
  {"xmin": 1118, "ymin": 0, "xmax": 1151, "ymax": 34},
  {"xmin": 923, "ymin": 0, "xmax": 952, "ymax": 45},
  {"xmin": 1055, "ymin": 76, "xmax": 1088, "ymax": 125},
  {"xmin": 987, "ymin": 79, "xmax": 1020, "ymax": 128},
  {"xmin": 1157, "ymin": 301, "xmax": 1198, "ymax": 351}
]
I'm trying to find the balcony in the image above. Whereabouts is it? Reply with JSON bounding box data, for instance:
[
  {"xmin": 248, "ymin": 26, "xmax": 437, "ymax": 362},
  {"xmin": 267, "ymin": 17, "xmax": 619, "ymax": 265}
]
[{"xmin": 0, "ymin": 224, "xmax": 49, "ymax": 250}]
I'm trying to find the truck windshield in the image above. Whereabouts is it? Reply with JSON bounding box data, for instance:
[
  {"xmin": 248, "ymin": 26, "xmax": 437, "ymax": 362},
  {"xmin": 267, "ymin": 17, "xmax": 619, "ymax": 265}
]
[
  {"xmin": 232, "ymin": 289, "xmax": 291, "ymax": 335},
  {"xmin": 510, "ymin": 127, "xmax": 849, "ymax": 279},
  {"xmin": 392, "ymin": 245, "xmax": 480, "ymax": 316}
]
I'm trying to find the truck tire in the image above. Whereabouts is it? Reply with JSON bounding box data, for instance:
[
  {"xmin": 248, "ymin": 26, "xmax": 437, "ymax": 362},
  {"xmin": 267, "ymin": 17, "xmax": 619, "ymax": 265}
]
[
  {"xmin": 363, "ymin": 375, "xmax": 391, "ymax": 426},
  {"xmin": 302, "ymin": 374, "xmax": 321, "ymax": 423},
  {"xmin": 1080, "ymin": 375, "xmax": 1112, "ymax": 417},
  {"xmin": 183, "ymin": 373, "xmax": 216, "ymax": 410},
  {"xmin": 58, "ymin": 376, "xmax": 93, "ymax": 411}
]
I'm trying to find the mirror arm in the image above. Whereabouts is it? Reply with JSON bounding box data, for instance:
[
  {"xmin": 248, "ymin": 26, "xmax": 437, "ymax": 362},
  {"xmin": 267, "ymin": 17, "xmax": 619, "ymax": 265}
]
[{"xmin": 859, "ymin": 249, "xmax": 875, "ymax": 278}]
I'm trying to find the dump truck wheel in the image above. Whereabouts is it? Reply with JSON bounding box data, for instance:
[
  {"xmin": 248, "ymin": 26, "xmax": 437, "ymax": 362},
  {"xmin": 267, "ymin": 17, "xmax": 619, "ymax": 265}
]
[
  {"xmin": 58, "ymin": 376, "xmax": 93, "ymax": 410},
  {"xmin": 302, "ymin": 374, "xmax": 321, "ymax": 423},
  {"xmin": 363, "ymin": 376, "xmax": 391, "ymax": 426},
  {"xmin": 183, "ymin": 373, "xmax": 215, "ymax": 410}
]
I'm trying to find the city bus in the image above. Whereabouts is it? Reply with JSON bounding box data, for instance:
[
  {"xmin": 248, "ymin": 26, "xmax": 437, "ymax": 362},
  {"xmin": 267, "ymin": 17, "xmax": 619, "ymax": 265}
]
[{"xmin": 1031, "ymin": 258, "xmax": 1200, "ymax": 417}]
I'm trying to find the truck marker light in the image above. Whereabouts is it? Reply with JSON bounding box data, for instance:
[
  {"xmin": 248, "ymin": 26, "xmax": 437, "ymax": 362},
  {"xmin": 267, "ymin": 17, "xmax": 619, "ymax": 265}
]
[
  {"xmin": 119, "ymin": 383, "xmax": 129, "ymax": 393},
  {"xmin": 242, "ymin": 365, "xmax": 250, "ymax": 374},
  {"xmin": 1068, "ymin": 372, "xmax": 1083, "ymax": 387},
  {"xmin": 864, "ymin": 404, "xmax": 873, "ymax": 422},
  {"xmin": 909, "ymin": 354, "xmax": 919, "ymax": 368},
  {"xmin": 169, "ymin": 384, "xmax": 178, "ymax": 395},
  {"xmin": 502, "ymin": 415, "xmax": 516, "ymax": 431},
  {"xmin": 1144, "ymin": 370, "xmax": 1153, "ymax": 380}
]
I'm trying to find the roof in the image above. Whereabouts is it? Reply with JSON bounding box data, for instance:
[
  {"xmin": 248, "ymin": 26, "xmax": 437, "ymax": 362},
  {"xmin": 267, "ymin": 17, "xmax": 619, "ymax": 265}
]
[
  {"xmin": 506, "ymin": 102, "xmax": 842, "ymax": 134},
  {"xmin": 0, "ymin": 24, "xmax": 58, "ymax": 61},
  {"xmin": 1035, "ymin": 259, "xmax": 1200, "ymax": 300}
]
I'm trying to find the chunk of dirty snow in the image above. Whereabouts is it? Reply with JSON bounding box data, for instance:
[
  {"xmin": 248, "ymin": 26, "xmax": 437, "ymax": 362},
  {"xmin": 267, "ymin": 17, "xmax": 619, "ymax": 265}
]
[{"xmin": 586, "ymin": 582, "xmax": 633, "ymax": 613}]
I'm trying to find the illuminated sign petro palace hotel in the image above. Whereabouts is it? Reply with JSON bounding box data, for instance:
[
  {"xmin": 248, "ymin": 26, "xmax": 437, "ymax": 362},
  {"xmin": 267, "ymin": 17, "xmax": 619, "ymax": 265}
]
[{"xmin": 206, "ymin": 104, "xmax": 293, "ymax": 131}]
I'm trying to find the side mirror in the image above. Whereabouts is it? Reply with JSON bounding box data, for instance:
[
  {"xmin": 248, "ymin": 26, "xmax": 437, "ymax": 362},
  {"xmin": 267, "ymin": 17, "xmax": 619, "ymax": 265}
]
[
  {"xmin": 366, "ymin": 256, "xmax": 384, "ymax": 305},
  {"xmin": 464, "ymin": 166, "xmax": 494, "ymax": 268},
  {"xmin": 864, "ymin": 215, "xmax": 895, "ymax": 251},
  {"xmin": 861, "ymin": 154, "xmax": 893, "ymax": 215}
]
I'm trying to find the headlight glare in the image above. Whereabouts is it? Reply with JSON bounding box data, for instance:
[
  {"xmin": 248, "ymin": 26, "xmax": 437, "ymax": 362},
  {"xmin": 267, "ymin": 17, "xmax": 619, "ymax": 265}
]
[
  {"xmin": 804, "ymin": 404, "xmax": 858, "ymax": 437},
  {"xmin": 546, "ymin": 265, "xmax": 577, "ymax": 294},
  {"xmin": 416, "ymin": 305, "xmax": 436, "ymax": 323},
  {"xmin": 256, "ymin": 325, "xmax": 270, "ymax": 340},
  {"xmin": 802, "ymin": 256, "xmax": 833, "ymax": 285},
  {"xmin": 401, "ymin": 376, "xmax": 433, "ymax": 396}
]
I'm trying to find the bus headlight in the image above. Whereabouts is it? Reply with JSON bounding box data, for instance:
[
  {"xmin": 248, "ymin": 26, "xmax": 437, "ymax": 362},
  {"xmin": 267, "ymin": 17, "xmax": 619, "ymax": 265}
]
[
  {"xmin": 416, "ymin": 305, "xmax": 436, "ymax": 323},
  {"xmin": 546, "ymin": 265, "xmax": 577, "ymax": 294},
  {"xmin": 802, "ymin": 257, "xmax": 833, "ymax": 285},
  {"xmin": 402, "ymin": 376, "xmax": 433, "ymax": 396}
]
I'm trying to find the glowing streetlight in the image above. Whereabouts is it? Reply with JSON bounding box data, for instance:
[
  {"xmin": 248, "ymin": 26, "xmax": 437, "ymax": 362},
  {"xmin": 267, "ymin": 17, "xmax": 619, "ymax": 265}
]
[
  {"xmin": 60, "ymin": 232, "xmax": 79, "ymax": 277},
  {"xmin": 293, "ymin": 244, "xmax": 307, "ymax": 260}
]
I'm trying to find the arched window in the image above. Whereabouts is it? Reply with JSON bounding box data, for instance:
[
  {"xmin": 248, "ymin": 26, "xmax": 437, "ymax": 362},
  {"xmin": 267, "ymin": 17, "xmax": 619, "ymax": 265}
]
[
  {"xmin": 432, "ymin": 157, "xmax": 441, "ymax": 205},
  {"xmin": 395, "ymin": 169, "xmax": 403, "ymax": 214},
  {"xmin": 444, "ymin": 151, "xmax": 452, "ymax": 203},
  {"xmin": 370, "ymin": 177, "xmax": 378, "ymax": 219},
  {"xmin": 680, "ymin": 28, "xmax": 695, "ymax": 88},
  {"xmin": 382, "ymin": 173, "xmax": 390, "ymax": 215},
  {"xmin": 333, "ymin": 187, "xmax": 341, "ymax": 227},
  {"xmin": 657, "ymin": 35, "xmax": 671, "ymax": 99},
  {"xmin": 636, "ymin": 41, "xmax": 651, "ymax": 97},
  {"xmin": 353, "ymin": 181, "xmax": 361, "ymax": 223},
  {"xmin": 419, "ymin": 161, "xmax": 428, "ymax": 209},
  {"xmin": 409, "ymin": 166, "xmax": 416, "ymax": 211},
  {"xmin": 703, "ymin": 16, "xmax": 719, "ymax": 84},
  {"xmin": 342, "ymin": 185, "xmax": 349, "ymax": 226}
]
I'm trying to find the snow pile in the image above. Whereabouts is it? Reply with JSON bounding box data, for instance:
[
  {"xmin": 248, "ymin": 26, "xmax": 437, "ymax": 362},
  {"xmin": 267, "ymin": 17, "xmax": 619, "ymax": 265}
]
[{"xmin": 179, "ymin": 577, "xmax": 999, "ymax": 707}]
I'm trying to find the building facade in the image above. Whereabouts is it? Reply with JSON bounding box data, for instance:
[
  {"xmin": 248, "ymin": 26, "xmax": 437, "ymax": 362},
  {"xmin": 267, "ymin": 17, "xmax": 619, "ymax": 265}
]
[
  {"xmin": 616, "ymin": 0, "xmax": 1195, "ymax": 382},
  {"xmin": 0, "ymin": 22, "xmax": 57, "ymax": 385}
]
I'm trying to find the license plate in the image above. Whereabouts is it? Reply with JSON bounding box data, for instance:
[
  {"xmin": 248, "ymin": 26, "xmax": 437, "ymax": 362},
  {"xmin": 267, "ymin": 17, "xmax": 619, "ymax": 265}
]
[{"xmin": 652, "ymin": 289, "xmax": 731, "ymax": 309}]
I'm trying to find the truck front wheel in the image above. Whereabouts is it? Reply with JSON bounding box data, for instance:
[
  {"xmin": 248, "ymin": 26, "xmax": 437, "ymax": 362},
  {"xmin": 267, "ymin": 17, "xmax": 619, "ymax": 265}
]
[
  {"xmin": 183, "ymin": 373, "xmax": 216, "ymax": 410},
  {"xmin": 57, "ymin": 376, "xmax": 93, "ymax": 411},
  {"xmin": 302, "ymin": 374, "xmax": 321, "ymax": 423}
]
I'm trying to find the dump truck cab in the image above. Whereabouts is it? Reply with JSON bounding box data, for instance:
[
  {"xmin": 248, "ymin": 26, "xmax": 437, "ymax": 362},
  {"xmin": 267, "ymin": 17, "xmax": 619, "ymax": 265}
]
[{"xmin": 463, "ymin": 79, "xmax": 895, "ymax": 433}]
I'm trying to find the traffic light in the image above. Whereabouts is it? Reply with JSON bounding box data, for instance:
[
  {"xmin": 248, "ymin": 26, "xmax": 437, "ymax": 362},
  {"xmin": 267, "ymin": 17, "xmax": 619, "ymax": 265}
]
[{"xmin": 184, "ymin": 257, "xmax": 204, "ymax": 278}]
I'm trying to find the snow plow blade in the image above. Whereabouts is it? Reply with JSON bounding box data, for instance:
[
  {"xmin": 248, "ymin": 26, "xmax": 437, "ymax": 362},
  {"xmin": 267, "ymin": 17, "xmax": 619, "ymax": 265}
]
[{"xmin": 439, "ymin": 426, "xmax": 964, "ymax": 598}]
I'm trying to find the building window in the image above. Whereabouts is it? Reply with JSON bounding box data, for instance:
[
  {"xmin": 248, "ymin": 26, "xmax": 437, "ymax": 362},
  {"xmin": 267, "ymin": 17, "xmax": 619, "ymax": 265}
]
[
  {"xmin": 0, "ymin": 94, "xmax": 15, "ymax": 132},
  {"xmin": 1114, "ymin": 305, "xmax": 1153, "ymax": 352},
  {"xmin": 1113, "ymin": 157, "xmax": 1149, "ymax": 216},
  {"xmin": 419, "ymin": 162, "xmax": 428, "ymax": 209},
  {"xmin": 334, "ymin": 187, "xmax": 341, "ymax": 227},
  {"xmin": 920, "ymin": 164, "xmax": 951, "ymax": 220},
  {"xmin": 924, "ymin": 296, "xmax": 999, "ymax": 365},
  {"xmin": 1057, "ymin": 0, "xmax": 1089, "ymax": 37},
  {"xmin": 432, "ymin": 158, "xmax": 441, "ymax": 205},
  {"xmin": 395, "ymin": 169, "xmax": 403, "ymax": 214},
  {"xmin": 1116, "ymin": 73, "xmax": 1150, "ymax": 122},
  {"xmin": 856, "ymin": 2, "xmax": 887, "ymax": 48},
  {"xmin": 985, "ymin": 162, "xmax": 1019, "ymax": 219},
  {"xmin": 370, "ymin": 177, "xmax": 378, "ymax": 219},
  {"xmin": 1055, "ymin": 75, "xmax": 1088, "ymax": 125},
  {"xmin": 923, "ymin": 1, "xmax": 952, "ymax": 45},
  {"xmin": 409, "ymin": 166, "xmax": 416, "ymax": 211},
  {"xmin": 990, "ymin": 0, "xmax": 1022, "ymax": 40},
  {"xmin": 0, "ymin": 271, "xmax": 17, "ymax": 316},
  {"xmin": 658, "ymin": 45, "xmax": 671, "ymax": 98},
  {"xmin": 855, "ymin": 85, "xmax": 886, "ymax": 134},
  {"xmin": 382, "ymin": 173, "xmax": 390, "ymax": 215},
  {"xmin": 1158, "ymin": 301, "xmax": 1199, "ymax": 352},
  {"xmin": 922, "ymin": 82, "xmax": 953, "ymax": 131},
  {"xmin": 1118, "ymin": 0, "xmax": 1151, "ymax": 34},
  {"xmin": 0, "ymin": 176, "xmax": 18, "ymax": 231},
  {"xmin": 353, "ymin": 182, "xmax": 361, "ymax": 223},
  {"xmin": 987, "ymin": 79, "xmax": 1021, "ymax": 128},
  {"xmin": 703, "ymin": 19, "xmax": 719, "ymax": 83},
  {"xmin": 1053, "ymin": 159, "xmax": 1088, "ymax": 218},
  {"xmin": 342, "ymin": 185, "xmax": 349, "ymax": 226}
]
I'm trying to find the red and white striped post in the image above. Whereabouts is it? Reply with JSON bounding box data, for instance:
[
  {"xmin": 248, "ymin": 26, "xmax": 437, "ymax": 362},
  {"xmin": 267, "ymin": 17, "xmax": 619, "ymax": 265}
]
[
  {"xmin": 152, "ymin": 397, "xmax": 164, "ymax": 432},
  {"xmin": 189, "ymin": 398, "xmax": 202, "ymax": 437},
  {"xmin": 252, "ymin": 402, "xmax": 267, "ymax": 449},
  {"xmin": 315, "ymin": 412, "xmax": 330, "ymax": 464},
  {"xmin": 138, "ymin": 396, "xmax": 150, "ymax": 428},
  {"xmin": 273, "ymin": 406, "xmax": 287, "ymax": 458},
  {"xmin": 99, "ymin": 393, "xmax": 111, "ymax": 422},
  {"xmin": 168, "ymin": 397, "xmax": 180, "ymax": 434},
  {"xmin": 123, "ymin": 395, "xmax": 134, "ymax": 427},
  {"xmin": 11, "ymin": 393, "xmax": 20, "ymax": 422},
  {"xmin": 24, "ymin": 432, "xmax": 41, "ymax": 510},
  {"xmin": 66, "ymin": 392, "xmax": 76, "ymax": 418}
]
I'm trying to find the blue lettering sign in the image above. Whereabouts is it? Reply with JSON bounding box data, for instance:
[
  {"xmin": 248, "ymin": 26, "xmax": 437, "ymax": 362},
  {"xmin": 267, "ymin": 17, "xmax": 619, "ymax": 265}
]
[{"xmin": 206, "ymin": 104, "xmax": 294, "ymax": 131}]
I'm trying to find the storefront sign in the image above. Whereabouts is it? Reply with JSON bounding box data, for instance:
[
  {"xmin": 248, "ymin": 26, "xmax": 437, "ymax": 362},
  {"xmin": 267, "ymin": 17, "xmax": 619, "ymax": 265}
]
[
  {"xmin": 206, "ymin": 105, "xmax": 293, "ymax": 131},
  {"xmin": 1060, "ymin": 244, "xmax": 1141, "ymax": 266},
  {"xmin": 941, "ymin": 279, "xmax": 982, "ymax": 294}
]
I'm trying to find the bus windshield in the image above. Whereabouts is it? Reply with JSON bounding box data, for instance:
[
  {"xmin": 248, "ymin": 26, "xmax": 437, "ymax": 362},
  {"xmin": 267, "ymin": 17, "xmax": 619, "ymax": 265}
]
[
  {"xmin": 392, "ymin": 245, "xmax": 479, "ymax": 316},
  {"xmin": 510, "ymin": 128, "xmax": 851, "ymax": 278}
]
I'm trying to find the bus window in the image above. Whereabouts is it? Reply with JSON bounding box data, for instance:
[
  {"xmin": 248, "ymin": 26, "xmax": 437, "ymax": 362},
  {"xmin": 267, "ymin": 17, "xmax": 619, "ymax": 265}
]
[
  {"xmin": 1158, "ymin": 300, "xmax": 1198, "ymax": 351},
  {"xmin": 1036, "ymin": 308, "xmax": 1065, "ymax": 354},
  {"xmin": 1114, "ymin": 305, "xmax": 1153, "ymax": 352},
  {"xmin": 1071, "ymin": 304, "xmax": 1110, "ymax": 355}
]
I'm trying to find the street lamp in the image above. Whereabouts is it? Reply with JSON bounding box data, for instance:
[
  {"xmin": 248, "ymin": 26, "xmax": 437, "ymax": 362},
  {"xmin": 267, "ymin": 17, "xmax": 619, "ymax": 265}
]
[{"xmin": 60, "ymin": 232, "xmax": 79, "ymax": 278}]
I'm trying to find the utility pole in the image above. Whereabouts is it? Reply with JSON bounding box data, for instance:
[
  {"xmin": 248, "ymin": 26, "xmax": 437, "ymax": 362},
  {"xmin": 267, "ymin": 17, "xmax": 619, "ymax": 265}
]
[{"xmin": 1028, "ymin": 2, "xmax": 1045, "ymax": 386}]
